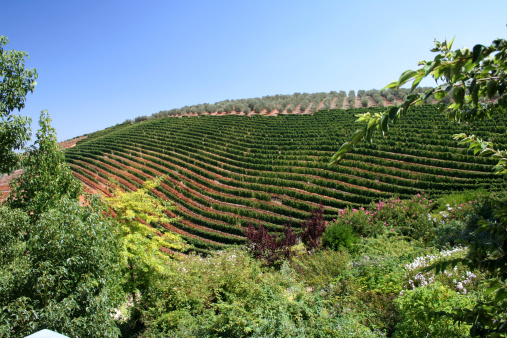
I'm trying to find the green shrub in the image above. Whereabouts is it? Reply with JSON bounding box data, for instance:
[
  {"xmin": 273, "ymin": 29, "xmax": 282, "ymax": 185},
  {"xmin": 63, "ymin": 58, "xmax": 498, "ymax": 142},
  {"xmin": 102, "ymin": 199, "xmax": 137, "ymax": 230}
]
[
  {"xmin": 142, "ymin": 248, "xmax": 380, "ymax": 337},
  {"xmin": 393, "ymin": 283, "xmax": 476, "ymax": 337},
  {"xmin": 321, "ymin": 222, "xmax": 358, "ymax": 252},
  {"xmin": 330, "ymin": 194, "xmax": 437, "ymax": 242},
  {"xmin": 291, "ymin": 250, "xmax": 351, "ymax": 291}
]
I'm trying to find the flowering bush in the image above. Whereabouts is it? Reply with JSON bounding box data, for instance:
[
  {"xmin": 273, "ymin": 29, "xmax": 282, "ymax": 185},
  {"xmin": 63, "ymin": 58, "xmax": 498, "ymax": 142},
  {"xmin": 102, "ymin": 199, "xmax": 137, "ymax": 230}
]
[
  {"xmin": 401, "ymin": 247, "xmax": 480, "ymax": 296},
  {"xmin": 328, "ymin": 194, "xmax": 434, "ymax": 241},
  {"xmin": 328, "ymin": 193, "xmax": 481, "ymax": 242}
]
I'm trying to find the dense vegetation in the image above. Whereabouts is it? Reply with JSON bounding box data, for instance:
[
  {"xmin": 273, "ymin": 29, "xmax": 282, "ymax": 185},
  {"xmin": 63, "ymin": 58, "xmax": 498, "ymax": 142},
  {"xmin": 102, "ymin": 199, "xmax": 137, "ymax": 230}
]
[
  {"xmin": 66, "ymin": 105, "xmax": 507, "ymax": 252},
  {"xmin": 2, "ymin": 33, "xmax": 507, "ymax": 337}
]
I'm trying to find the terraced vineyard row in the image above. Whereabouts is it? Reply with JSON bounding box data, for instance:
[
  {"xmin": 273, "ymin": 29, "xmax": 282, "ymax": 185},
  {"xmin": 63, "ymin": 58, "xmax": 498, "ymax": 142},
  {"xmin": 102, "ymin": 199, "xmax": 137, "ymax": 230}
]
[{"xmin": 66, "ymin": 106, "xmax": 507, "ymax": 253}]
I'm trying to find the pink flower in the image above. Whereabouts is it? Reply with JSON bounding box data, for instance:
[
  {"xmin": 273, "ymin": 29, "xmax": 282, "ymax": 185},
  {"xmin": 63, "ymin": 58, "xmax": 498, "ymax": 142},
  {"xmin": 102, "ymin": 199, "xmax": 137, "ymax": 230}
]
[{"xmin": 391, "ymin": 229, "xmax": 394, "ymax": 231}]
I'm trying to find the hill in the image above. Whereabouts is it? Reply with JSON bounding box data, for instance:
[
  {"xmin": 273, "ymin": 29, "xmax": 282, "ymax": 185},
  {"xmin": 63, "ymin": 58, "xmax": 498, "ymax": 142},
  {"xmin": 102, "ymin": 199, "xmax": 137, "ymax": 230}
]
[
  {"xmin": 65, "ymin": 105, "xmax": 507, "ymax": 253},
  {"xmin": 134, "ymin": 87, "xmax": 436, "ymax": 121}
]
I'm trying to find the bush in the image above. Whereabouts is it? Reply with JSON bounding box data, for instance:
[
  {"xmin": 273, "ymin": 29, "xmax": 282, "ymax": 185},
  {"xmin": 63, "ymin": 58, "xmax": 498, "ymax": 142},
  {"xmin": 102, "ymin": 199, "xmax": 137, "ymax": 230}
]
[
  {"xmin": 393, "ymin": 283, "xmax": 475, "ymax": 337},
  {"xmin": 291, "ymin": 250, "xmax": 351, "ymax": 291},
  {"xmin": 142, "ymin": 249, "xmax": 380, "ymax": 337},
  {"xmin": 329, "ymin": 194, "xmax": 437, "ymax": 242},
  {"xmin": 244, "ymin": 223, "xmax": 297, "ymax": 267},
  {"xmin": 0, "ymin": 197, "xmax": 123, "ymax": 337},
  {"xmin": 321, "ymin": 222, "xmax": 358, "ymax": 252}
]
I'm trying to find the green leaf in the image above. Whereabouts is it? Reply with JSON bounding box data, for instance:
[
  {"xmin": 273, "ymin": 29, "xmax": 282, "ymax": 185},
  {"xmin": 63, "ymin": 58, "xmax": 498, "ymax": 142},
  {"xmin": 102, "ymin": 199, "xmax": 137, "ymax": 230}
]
[
  {"xmin": 472, "ymin": 44, "xmax": 486, "ymax": 63},
  {"xmin": 487, "ymin": 79, "xmax": 498, "ymax": 99},
  {"xmin": 388, "ymin": 107, "xmax": 398, "ymax": 120},
  {"xmin": 329, "ymin": 142, "xmax": 353, "ymax": 165},
  {"xmin": 465, "ymin": 78, "xmax": 476, "ymax": 93},
  {"xmin": 350, "ymin": 128, "xmax": 365, "ymax": 145},
  {"xmin": 365, "ymin": 123, "xmax": 375, "ymax": 142},
  {"xmin": 448, "ymin": 36, "xmax": 455, "ymax": 50},
  {"xmin": 380, "ymin": 114, "xmax": 389, "ymax": 136},
  {"xmin": 410, "ymin": 75, "xmax": 424, "ymax": 93},
  {"xmin": 434, "ymin": 91, "xmax": 446, "ymax": 100},
  {"xmin": 423, "ymin": 61, "xmax": 439, "ymax": 76},
  {"xmin": 398, "ymin": 70, "xmax": 418, "ymax": 87},
  {"xmin": 367, "ymin": 116, "xmax": 378, "ymax": 130},
  {"xmin": 453, "ymin": 87, "xmax": 465, "ymax": 106},
  {"xmin": 383, "ymin": 81, "xmax": 398, "ymax": 90}
]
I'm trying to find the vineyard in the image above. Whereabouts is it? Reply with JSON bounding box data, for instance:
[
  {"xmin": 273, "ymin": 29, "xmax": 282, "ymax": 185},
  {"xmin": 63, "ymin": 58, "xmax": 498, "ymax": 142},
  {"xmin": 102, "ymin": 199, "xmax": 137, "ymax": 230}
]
[{"xmin": 65, "ymin": 105, "xmax": 507, "ymax": 254}]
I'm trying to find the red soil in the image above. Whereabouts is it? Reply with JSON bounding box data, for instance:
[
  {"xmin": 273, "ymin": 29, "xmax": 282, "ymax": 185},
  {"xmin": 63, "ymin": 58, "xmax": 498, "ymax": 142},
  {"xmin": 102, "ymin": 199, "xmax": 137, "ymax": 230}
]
[{"xmin": 59, "ymin": 136, "xmax": 87, "ymax": 149}]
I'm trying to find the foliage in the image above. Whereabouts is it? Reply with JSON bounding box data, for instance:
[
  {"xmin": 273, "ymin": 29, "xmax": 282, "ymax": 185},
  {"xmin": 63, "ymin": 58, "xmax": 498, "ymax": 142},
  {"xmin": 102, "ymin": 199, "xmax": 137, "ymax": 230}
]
[
  {"xmin": 244, "ymin": 222, "xmax": 298, "ymax": 267},
  {"xmin": 300, "ymin": 204, "xmax": 327, "ymax": 250},
  {"xmin": 291, "ymin": 249, "xmax": 351, "ymax": 288},
  {"xmin": 245, "ymin": 205, "xmax": 328, "ymax": 266},
  {"xmin": 331, "ymin": 36, "xmax": 507, "ymax": 336},
  {"xmin": 439, "ymin": 193, "xmax": 507, "ymax": 337},
  {"xmin": 104, "ymin": 178, "xmax": 187, "ymax": 303},
  {"xmin": 330, "ymin": 37, "xmax": 507, "ymax": 168},
  {"xmin": 8, "ymin": 111, "xmax": 82, "ymax": 222},
  {"xmin": 0, "ymin": 112, "xmax": 124, "ymax": 337},
  {"xmin": 0, "ymin": 196, "xmax": 124, "ymax": 338},
  {"xmin": 393, "ymin": 283, "xmax": 475, "ymax": 338},
  {"xmin": 0, "ymin": 35, "xmax": 38, "ymax": 173},
  {"xmin": 321, "ymin": 221, "xmax": 358, "ymax": 252},
  {"xmin": 142, "ymin": 248, "xmax": 380, "ymax": 337}
]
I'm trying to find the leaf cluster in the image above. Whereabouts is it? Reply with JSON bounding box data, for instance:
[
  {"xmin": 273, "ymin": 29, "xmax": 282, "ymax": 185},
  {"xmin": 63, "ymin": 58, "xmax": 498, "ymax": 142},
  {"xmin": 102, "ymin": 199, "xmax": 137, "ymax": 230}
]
[
  {"xmin": 330, "ymin": 37, "xmax": 507, "ymax": 166},
  {"xmin": 0, "ymin": 35, "xmax": 38, "ymax": 173}
]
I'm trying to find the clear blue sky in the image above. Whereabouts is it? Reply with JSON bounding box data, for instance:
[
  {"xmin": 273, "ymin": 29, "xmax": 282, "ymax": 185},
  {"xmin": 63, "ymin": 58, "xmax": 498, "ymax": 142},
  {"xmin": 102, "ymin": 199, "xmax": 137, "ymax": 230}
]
[{"xmin": 2, "ymin": 0, "xmax": 506, "ymax": 142}]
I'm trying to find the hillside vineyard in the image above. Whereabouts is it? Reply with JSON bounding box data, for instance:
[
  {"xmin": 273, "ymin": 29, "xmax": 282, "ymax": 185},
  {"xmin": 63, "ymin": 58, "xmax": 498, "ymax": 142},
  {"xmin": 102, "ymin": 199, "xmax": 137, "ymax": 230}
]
[{"xmin": 65, "ymin": 106, "xmax": 507, "ymax": 254}]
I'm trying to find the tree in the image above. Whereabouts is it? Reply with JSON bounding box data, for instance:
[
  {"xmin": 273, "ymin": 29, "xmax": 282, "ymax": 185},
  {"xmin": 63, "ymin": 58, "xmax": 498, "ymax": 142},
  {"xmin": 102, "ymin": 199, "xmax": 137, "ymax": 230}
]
[
  {"xmin": 104, "ymin": 178, "xmax": 187, "ymax": 308},
  {"xmin": 330, "ymin": 37, "xmax": 507, "ymax": 337},
  {"xmin": 8, "ymin": 111, "xmax": 82, "ymax": 221},
  {"xmin": 1, "ymin": 113, "xmax": 124, "ymax": 337},
  {"xmin": 0, "ymin": 36, "xmax": 123, "ymax": 337},
  {"xmin": 0, "ymin": 36, "xmax": 38, "ymax": 174}
]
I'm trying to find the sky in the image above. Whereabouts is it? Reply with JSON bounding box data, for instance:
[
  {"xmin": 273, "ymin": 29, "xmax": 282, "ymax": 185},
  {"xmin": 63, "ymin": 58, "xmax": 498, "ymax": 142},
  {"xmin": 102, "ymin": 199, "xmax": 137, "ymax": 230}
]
[{"xmin": 2, "ymin": 0, "xmax": 507, "ymax": 142}]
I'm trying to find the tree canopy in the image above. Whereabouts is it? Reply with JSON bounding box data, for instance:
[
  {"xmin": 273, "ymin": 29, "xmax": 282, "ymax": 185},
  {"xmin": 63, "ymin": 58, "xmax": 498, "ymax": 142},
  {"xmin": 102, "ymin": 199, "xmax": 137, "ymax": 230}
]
[
  {"xmin": 0, "ymin": 36, "xmax": 124, "ymax": 337},
  {"xmin": 0, "ymin": 35, "xmax": 37, "ymax": 174}
]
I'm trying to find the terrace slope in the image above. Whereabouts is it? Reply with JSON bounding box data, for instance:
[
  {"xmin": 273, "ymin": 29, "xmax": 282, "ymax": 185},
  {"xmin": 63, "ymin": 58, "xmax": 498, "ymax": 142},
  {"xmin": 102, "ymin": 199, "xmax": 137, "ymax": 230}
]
[{"xmin": 65, "ymin": 106, "xmax": 507, "ymax": 253}]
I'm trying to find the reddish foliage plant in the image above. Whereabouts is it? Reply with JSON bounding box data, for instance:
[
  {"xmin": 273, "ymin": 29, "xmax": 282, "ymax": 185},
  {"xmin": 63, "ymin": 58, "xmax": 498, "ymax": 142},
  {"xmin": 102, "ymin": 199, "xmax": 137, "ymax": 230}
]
[
  {"xmin": 244, "ymin": 222, "xmax": 298, "ymax": 267},
  {"xmin": 245, "ymin": 205, "xmax": 326, "ymax": 266},
  {"xmin": 300, "ymin": 204, "xmax": 326, "ymax": 250}
]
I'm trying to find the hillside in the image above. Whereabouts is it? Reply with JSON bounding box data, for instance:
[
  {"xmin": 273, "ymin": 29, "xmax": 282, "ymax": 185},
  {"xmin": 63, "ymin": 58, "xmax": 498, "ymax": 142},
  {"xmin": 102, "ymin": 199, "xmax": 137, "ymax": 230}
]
[
  {"xmin": 137, "ymin": 87, "xmax": 437, "ymax": 121},
  {"xmin": 64, "ymin": 105, "xmax": 507, "ymax": 253}
]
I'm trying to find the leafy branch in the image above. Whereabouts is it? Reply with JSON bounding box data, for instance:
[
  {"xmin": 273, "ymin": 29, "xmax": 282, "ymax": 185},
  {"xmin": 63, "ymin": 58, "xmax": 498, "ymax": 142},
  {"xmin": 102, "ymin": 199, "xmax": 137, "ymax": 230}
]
[{"xmin": 330, "ymin": 38, "xmax": 507, "ymax": 167}]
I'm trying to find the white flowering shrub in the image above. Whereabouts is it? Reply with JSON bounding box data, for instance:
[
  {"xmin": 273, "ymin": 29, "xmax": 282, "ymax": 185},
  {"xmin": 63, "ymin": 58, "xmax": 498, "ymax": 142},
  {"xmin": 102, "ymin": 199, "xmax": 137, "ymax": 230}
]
[{"xmin": 401, "ymin": 247, "xmax": 479, "ymax": 295}]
